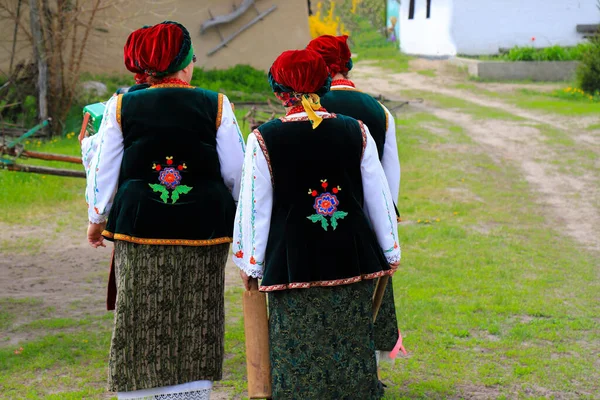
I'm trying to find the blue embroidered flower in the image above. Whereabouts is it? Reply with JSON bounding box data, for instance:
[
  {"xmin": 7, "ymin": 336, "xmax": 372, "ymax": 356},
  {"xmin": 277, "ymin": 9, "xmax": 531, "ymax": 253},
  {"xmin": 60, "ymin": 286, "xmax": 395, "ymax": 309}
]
[
  {"xmin": 159, "ymin": 167, "xmax": 181, "ymax": 189},
  {"xmin": 314, "ymin": 193, "xmax": 339, "ymax": 216},
  {"xmin": 307, "ymin": 179, "xmax": 348, "ymax": 231}
]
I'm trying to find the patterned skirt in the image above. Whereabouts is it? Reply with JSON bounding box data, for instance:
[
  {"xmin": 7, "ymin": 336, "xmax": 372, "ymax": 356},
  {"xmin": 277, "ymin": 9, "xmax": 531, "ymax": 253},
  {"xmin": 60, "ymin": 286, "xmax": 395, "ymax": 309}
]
[
  {"xmin": 373, "ymin": 276, "xmax": 400, "ymax": 352},
  {"xmin": 268, "ymin": 280, "xmax": 384, "ymax": 400},
  {"xmin": 108, "ymin": 241, "xmax": 229, "ymax": 392}
]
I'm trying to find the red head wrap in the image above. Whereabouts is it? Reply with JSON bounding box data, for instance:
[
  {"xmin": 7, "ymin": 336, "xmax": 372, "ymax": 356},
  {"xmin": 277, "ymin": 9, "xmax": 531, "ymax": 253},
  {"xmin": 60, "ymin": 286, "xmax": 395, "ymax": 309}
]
[
  {"xmin": 269, "ymin": 49, "xmax": 330, "ymax": 95},
  {"xmin": 306, "ymin": 35, "xmax": 352, "ymax": 77},
  {"xmin": 123, "ymin": 21, "xmax": 194, "ymax": 83}
]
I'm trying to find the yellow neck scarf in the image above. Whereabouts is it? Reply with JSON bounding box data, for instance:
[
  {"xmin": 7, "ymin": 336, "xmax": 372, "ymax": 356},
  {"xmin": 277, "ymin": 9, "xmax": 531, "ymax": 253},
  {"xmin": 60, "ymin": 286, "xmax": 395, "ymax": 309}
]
[{"xmin": 300, "ymin": 93, "xmax": 323, "ymax": 129}]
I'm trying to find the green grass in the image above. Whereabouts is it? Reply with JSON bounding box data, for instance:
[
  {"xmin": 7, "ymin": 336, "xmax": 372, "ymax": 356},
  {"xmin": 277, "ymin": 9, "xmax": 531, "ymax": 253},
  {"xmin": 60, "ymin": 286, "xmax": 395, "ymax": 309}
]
[
  {"xmin": 348, "ymin": 14, "xmax": 411, "ymax": 73},
  {"xmin": 511, "ymin": 89, "xmax": 600, "ymax": 115},
  {"xmin": 403, "ymin": 90, "xmax": 525, "ymax": 121},
  {"xmin": 0, "ymin": 136, "xmax": 84, "ymax": 224},
  {"xmin": 448, "ymin": 84, "xmax": 600, "ymax": 116},
  {"xmin": 1, "ymin": 90, "xmax": 599, "ymax": 398},
  {"xmin": 383, "ymin": 109, "xmax": 599, "ymax": 398},
  {"xmin": 417, "ymin": 69, "xmax": 437, "ymax": 78},
  {"xmin": 587, "ymin": 123, "xmax": 600, "ymax": 130}
]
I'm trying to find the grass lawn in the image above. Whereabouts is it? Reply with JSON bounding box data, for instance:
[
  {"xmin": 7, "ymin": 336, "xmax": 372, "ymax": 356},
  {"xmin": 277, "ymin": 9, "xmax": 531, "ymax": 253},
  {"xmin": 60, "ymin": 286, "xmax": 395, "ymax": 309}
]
[{"xmin": 1, "ymin": 91, "xmax": 599, "ymax": 399}]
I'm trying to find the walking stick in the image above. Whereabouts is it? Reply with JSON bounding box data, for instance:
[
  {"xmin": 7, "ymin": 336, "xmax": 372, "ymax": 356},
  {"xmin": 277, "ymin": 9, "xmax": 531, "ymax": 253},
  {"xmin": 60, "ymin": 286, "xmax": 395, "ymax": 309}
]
[
  {"xmin": 372, "ymin": 275, "xmax": 390, "ymax": 323},
  {"xmin": 243, "ymin": 278, "xmax": 272, "ymax": 399}
]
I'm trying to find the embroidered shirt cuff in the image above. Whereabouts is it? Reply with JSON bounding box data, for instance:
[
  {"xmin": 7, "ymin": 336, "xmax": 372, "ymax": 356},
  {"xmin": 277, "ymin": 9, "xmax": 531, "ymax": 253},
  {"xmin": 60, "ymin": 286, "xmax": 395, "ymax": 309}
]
[
  {"xmin": 89, "ymin": 214, "xmax": 107, "ymax": 224},
  {"xmin": 385, "ymin": 250, "xmax": 401, "ymax": 265},
  {"xmin": 232, "ymin": 256, "xmax": 264, "ymax": 279}
]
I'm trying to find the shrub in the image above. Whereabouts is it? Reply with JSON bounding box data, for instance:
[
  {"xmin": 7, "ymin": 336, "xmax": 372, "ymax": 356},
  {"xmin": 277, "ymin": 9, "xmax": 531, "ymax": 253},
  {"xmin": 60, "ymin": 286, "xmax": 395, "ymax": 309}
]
[
  {"xmin": 576, "ymin": 35, "xmax": 600, "ymax": 95},
  {"xmin": 502, "ymin": 44, "xmax": 591, "ymax": 62},
  {"xmin": 554, "ymin": 86, "xmax": 600, "ymax": 102},
  {"xmin": 191, "ymin": 65, "xmax": 271, "ymax": 102}
]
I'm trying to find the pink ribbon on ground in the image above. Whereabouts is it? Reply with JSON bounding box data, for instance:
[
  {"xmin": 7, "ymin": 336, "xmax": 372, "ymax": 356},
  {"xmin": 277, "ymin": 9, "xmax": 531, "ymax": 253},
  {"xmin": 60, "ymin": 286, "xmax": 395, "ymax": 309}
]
[{"xmin": 389, "ymin": 330, "xmax": 408, "ymax": 359}]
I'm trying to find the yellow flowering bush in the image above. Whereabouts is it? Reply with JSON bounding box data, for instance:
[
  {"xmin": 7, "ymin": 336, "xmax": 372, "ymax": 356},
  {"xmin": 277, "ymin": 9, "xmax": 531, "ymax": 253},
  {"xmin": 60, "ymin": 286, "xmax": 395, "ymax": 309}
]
[
  {"xmin": 556, "ymin": 87, "xmax": 600, "ymax": 102},
  {"xmin": 309, "ymin": 1, "xmax": 350, "ymax": 39}
]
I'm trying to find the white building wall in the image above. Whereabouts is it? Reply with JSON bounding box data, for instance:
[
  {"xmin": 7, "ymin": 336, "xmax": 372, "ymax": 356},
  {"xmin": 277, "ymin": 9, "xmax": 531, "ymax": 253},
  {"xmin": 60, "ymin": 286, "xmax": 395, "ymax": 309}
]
[
  {"xmin": 451, "ymin": 0, "xmax": 599, "ymax": 55},
  {"xmin": 399, "ymin": 0, "xmax": 457, "ymax": 57}
]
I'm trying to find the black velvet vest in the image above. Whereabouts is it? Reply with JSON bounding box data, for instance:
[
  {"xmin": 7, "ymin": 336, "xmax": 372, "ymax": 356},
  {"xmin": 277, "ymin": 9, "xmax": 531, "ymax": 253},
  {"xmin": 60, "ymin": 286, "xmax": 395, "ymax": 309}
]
[
  {"xmin": 321, "ymin": 87, "xmax": 400, "ymax": 219},
  {"xmin": 256, "ymin": 115, "xmax": 391, "ymax": 289},
  {"xmin": 103, "ymin": 86, "xmax": 236, "ymax": 245},
  {"xmin": 320, "ymin": 88, "xmax": 387, "ymax": 159}
]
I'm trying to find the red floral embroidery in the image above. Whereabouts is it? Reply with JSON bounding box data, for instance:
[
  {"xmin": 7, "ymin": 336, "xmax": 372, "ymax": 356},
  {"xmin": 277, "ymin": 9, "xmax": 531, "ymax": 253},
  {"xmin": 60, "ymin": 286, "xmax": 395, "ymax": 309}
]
[
  {"xmin": 307, "ymin": 179, "xmax": 347, "ymax": 231},
  {"xmin": 235, "ymin": 250, "xmax": 244, "ymax": 258},
  {"xmin": 149, "ymin": 156, "xmax": 193, "ymax": 204},
  {"xmin": 250, "ymin": 256, "xmax": 257, "ymax": 265}
]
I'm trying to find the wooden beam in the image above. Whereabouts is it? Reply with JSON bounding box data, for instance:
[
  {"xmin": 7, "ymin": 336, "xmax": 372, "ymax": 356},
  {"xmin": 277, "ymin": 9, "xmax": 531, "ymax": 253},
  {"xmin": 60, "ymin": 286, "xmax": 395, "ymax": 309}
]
[
  {"xmin": 207, "ymin": 5, "xmax": 277, "ymax": 56},
  {"xmin": 2, "ymin": 147, "xmax": 82, "ymax": 164},
  {"xmin": 3, "ymin": 162, "xmax": 85, "ymax": 178},
  {"xmin": 200, "ymin": 0, "xmax": 255, "ymax": 34}
]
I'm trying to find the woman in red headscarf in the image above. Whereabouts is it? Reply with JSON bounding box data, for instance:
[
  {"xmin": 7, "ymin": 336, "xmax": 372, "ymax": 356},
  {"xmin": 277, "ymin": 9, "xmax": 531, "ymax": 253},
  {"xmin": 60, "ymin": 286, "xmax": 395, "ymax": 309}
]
[
  {"xmin": 232, "ymin": 49, "xmax": 401, "ymax": 399},
  {"xmin": 307, "ymin": 34, "xmax": 402, "ymax": 377},
  {"xmin": 83, "ymin": 21, "xmax": 245, "ymax": 399}
]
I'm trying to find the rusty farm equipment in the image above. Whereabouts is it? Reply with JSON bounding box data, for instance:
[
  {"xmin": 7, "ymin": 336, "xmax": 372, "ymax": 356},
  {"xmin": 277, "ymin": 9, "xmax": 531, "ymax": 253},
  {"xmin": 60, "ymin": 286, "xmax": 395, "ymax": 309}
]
[{"xmin": 0, "ymin": 100, "xmax": 106, "ymax": 178}]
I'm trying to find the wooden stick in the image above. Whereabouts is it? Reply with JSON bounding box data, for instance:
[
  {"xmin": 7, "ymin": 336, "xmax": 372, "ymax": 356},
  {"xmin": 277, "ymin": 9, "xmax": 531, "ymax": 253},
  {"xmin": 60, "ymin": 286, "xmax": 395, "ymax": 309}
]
[
  {"xmin": 78, "ymin": 112, "xmax": 91, "ymax": 144},
  {"xmin": 372, "ymin": 275, "xmax": 390, "ymax": 323},
  {"xmin": 243, "ymin": 278, "xmax": 272, "ymax": 399},
  {"xmin": 19, "ymin": 150, "xmax": 82, "ymax": 164},
  {"xmin": 3, "ymin": 162, "xmax": 85, "ymax": 178}
]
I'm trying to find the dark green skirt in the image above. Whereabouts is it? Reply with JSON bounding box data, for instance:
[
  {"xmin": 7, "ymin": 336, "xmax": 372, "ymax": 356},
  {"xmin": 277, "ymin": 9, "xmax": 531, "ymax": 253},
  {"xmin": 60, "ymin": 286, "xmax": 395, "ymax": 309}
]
[
  {"xmin": 374, "ymin": 276, "xmax": 400, "ymax": 352},
  {"xmin": 108, "ymin": 241, "xmax": 229, "ymax": 392},
  {"xmin": 268, "ymin": 280, "xmax": 383, "ymax": 400}
]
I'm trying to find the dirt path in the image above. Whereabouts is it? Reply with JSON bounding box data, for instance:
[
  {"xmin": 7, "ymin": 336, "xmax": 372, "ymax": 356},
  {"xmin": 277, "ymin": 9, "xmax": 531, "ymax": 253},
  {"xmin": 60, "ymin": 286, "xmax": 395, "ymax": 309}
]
[
  {"xmin": 0, "ymin": 220, "xmax": 242, "ymax": 344},
  {"xmin": 353, "ymin": 62, "xmax": 600, "ymax": 252},
  {"xmin": 0, "ymin": 221, "xmax": 242, "ymax": 398}
]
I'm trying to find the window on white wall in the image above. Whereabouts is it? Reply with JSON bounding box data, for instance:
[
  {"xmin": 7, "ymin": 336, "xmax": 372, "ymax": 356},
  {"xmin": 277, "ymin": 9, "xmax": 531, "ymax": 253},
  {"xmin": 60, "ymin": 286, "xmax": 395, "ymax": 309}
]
[
  {"xmin": 408, "ymin": 0, "xmax": 415, "ymax": 20},
  {"xmin": 426, "ymin": 0, "xmax": 432, "ymax": 18}
]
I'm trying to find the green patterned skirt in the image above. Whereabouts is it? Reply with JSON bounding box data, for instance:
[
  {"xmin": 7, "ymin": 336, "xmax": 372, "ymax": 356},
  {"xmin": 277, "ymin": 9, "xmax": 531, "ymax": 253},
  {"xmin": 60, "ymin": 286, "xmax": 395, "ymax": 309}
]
[
  {"xmin": 268, "ymin": 280, "xmax": 383, "ymax": 400},
  {"xmin": 108, "ymin": 241, "xmax": 229, "ymax": 392}
]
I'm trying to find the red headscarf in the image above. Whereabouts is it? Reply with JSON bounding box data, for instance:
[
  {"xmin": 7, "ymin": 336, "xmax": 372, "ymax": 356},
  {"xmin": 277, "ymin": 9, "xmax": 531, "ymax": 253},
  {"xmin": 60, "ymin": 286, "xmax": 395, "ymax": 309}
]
[
  {"xmin": 306, "ymin": 35, "xmax": 352, "ymax": 77},
  {"xmin": 269, "ymin": 49, "xmax": 330, "ymax": 94},
  {"xmin": 269, "ymin": 49, "xmax": 331, "ymax": 128},
  {"xmin": 123, "ymin": 21, "xmax": 194, "ymax": 83}
]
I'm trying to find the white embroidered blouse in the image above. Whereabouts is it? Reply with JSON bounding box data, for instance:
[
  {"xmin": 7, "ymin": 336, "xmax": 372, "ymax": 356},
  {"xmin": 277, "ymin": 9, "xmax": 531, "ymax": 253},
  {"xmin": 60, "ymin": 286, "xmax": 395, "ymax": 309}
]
[
  {"xmin": 232, "ymin": 111, "xmax": 401, "ymax": 279},
  {"xmin": 81, "ymin": 93, "xmax": 245, "ymax": 224}
]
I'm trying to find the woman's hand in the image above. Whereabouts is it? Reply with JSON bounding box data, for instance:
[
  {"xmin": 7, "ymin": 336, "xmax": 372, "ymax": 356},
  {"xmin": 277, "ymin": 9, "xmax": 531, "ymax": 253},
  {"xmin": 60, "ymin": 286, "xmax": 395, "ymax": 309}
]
[
  {"xmin": 87, "ymin": 222, "xmax": 107, "ymax": 248},
  {"xmin": 239, "ymin": 269, "xmax": 258, "ymax": 291},
  {"xmin": 390, "ymin": 260, "xmax": 400, "ymax": 268}
]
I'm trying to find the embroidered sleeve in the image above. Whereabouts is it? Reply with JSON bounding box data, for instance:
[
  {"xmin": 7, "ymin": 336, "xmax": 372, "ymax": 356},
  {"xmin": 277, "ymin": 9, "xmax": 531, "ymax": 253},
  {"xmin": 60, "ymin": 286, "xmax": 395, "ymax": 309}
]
[
  {"xmin": 360, "ymin": 126, "xmax": 401, "ymax": 264},
  {"xmin": 380, "ymin": 104, "xmax": 401, "ymax": 202},
  {"xmin": 216, "ymin": 94, "xmax": 246, "ymax": 202},
  {"xmin": 81, "ymin": 134, "xmax": 99, "ymax": 173},
  {"xmin": 232, "ymin": 133, "xmax": 273, "ymax": 279},
  {"xmin": 85, "ymin": 96, "xmax": 124, "ymax": 224}
]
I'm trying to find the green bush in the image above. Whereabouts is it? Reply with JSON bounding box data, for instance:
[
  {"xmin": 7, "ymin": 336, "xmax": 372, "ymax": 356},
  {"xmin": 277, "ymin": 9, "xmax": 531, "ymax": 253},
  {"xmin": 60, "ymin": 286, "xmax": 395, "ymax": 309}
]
[
  {"xmin": 191, "ymin": 65, "xmax": 271, "ymax": 102},
  {"xmin": 576, "ymin": 35, "xmax": 600, "ymax": 95},
  {"xmin": 503, "ymin": 43, "xmax": 591, "ymax": 62}
]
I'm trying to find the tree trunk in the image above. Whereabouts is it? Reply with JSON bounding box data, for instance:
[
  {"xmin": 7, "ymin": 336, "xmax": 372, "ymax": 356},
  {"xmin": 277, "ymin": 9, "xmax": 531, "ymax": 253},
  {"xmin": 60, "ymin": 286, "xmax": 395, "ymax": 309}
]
[{"xmin": 29, "ymin": 0, "xmax": 49, "ymax": 133}]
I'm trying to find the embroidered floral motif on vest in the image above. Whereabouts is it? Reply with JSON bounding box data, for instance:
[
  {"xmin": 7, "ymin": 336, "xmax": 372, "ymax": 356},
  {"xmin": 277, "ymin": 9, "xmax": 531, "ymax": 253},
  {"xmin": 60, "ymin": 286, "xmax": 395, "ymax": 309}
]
[
  {"xmin": 149, "ymin": 156, "xmax": 193, "ymax": 203},
  {"xmin": 307, "ymin": 179, "xmax": 348, "ymax": 231}
]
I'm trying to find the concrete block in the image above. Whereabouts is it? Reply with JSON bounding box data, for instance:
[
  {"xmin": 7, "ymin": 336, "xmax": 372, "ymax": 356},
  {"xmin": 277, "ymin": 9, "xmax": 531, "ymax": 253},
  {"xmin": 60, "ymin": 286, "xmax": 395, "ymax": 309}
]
[{"xmin": 450, "ymin": 57, "xmax": 579, "ymax": 82}]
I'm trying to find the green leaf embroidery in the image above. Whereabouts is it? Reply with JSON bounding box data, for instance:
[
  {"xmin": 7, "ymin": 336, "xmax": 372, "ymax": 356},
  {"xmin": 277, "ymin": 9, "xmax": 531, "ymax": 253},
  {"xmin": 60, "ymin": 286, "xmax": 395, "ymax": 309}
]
[
  {"xmin": 331, "ymin": 211, "xmax": 348, "ymax": 230},
  {"xmin": 307, "ymin": 214, "xmax": 329, "ymax": 231},
  {"xmin": 149, "ymin": 183, "xmax": 169, "ymax": 203},
  {"xmin": 320, "ymin": 216, "xmax": 329, "ymax": 231},
  {"xmin": 171, "ymin": 185, "xmax": 193, "ymax": 204}
]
